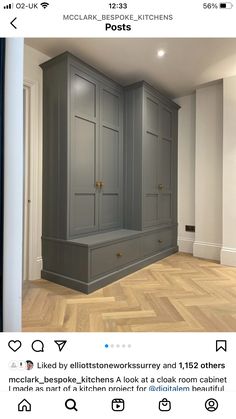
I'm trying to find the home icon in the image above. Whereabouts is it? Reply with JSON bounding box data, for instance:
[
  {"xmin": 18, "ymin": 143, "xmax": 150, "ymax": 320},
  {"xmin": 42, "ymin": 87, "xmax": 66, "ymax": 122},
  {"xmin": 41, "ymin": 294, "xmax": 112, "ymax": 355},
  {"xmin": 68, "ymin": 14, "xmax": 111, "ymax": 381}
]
[{"xmin": 18, "ymin": 399, "xmax": 31, "ymax": 412}]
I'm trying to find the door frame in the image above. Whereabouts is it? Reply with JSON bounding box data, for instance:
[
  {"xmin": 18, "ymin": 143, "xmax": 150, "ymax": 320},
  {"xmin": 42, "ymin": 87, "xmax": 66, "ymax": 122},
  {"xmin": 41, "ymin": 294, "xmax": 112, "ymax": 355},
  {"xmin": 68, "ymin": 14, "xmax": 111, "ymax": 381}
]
[
  {"xmin": 0, "ymin": 39, "xmax": 5, "ymax": 332},
  {"xmin": 3, "ymin": 38, "xmax": 24, "ymax": 332},
  {"xmin": 23, "ymin": 78, "xmax": 42, "ymax": 281}
]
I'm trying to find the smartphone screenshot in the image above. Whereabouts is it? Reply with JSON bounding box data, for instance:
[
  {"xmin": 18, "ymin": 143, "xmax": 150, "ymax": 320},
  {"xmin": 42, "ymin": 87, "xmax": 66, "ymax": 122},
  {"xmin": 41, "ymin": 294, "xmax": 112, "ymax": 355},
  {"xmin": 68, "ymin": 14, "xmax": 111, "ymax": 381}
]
[{"xmin": 0, "ymin": 0, "xmax": 236, "ymax": 417}]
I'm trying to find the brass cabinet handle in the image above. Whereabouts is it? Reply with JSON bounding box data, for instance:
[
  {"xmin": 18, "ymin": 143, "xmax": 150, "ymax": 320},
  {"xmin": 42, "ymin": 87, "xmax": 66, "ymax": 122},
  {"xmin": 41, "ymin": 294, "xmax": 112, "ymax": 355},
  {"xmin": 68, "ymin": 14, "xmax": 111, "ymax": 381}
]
[
  {"xmin": 96, "ymin": 181, "xmax": 101, "ymax": 188},
  {"xmin": 158, "ymin": 184, "xmax": 164, "ymax": 190},
  {"xmin": 95, "ymin": 181, "xmax": 104, "ymax": 189},
  {"xmin": 116, "ymin": 252, "xmax": 123, "ymax": 257},
  {"xmin": 158, "ymin": 239, "xmax": 163, "ymax": 244}
]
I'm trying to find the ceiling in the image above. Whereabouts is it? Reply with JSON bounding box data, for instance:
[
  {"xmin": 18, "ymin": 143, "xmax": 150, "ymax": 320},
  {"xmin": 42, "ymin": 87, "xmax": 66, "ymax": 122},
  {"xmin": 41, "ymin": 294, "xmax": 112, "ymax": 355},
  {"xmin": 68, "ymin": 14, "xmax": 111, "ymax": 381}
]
[{"xmin": 25, "ymin": 38, "xmax": 236, "ymax": 98}]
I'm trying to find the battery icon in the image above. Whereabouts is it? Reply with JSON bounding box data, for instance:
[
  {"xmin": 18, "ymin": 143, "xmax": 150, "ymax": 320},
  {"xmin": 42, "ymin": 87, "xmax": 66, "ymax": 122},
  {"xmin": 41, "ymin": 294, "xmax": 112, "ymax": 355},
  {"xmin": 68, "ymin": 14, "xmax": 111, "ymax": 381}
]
[{"xmin": 220, "ymin": 2, "xmax": 233, "ymax": 8}]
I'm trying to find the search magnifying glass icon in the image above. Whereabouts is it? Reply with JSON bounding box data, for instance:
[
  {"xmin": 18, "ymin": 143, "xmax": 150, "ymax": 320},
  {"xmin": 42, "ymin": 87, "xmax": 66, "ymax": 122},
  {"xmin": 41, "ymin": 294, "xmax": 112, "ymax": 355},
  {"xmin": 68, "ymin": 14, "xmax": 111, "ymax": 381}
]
[{"xmin": 65, "ymin": 398, "xmax": 78, "ymax": 412}]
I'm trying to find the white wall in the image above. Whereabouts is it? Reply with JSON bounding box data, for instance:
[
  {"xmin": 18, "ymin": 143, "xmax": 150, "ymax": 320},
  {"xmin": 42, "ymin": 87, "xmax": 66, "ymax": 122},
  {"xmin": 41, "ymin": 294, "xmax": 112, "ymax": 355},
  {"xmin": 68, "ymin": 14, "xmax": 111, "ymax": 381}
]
[
  {"xmin": 175, "ymin": 94, "xmax": 196, "ymax": 253},
  {"xmin": 176, "ymin": 82, "xmax": 223, "ymax": 261},
  {"xmin": 4, "ymin": 39, "xmax": 24, "ymax": 331},
  {"xmin": 221, "ymin": 76, "xmax": 236, "ymax": 266},
  {"xmin": 193, "ymin": 82, "xmax": 223, "ymax": 261},
  {"xmin": 24, "ymin": 44, "xmax": 50, "ymax": 280}
]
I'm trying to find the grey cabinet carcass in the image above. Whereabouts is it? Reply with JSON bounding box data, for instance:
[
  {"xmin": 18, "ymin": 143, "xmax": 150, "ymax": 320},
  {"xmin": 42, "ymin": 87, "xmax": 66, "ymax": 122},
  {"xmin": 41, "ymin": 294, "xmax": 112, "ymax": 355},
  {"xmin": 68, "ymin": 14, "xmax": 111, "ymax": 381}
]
[
  {"xmin": 70, "ymin": 69, "xmax": 123, "ymax": 236},
  {"xmin": 41, "ymin": 53, "xmax": 123, "ymax": 240},
  {"xmin": 124, "ymin": 81, "xmax": 178, "ymax": 231},
  {"xmin": 41, "ymin": 53, "xmax": 180, "ymax": 294}
]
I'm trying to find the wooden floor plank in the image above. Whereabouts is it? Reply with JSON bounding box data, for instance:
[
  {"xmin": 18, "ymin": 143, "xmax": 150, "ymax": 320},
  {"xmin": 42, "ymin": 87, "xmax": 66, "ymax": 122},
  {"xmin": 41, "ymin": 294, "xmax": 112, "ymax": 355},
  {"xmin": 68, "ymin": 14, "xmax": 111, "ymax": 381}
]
[{"xmin": 22, "ymin": 253, "xmax": 236, "ymax": 332}]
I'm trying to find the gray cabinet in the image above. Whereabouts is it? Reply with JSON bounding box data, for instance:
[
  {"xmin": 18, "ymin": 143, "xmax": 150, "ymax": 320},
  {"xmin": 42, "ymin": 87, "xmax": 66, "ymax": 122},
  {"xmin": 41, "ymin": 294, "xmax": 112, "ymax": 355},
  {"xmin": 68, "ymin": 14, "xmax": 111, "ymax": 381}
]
[
  {"xmin": 41, "ymin": 54, "xmax": 179, "ymax": 294},
  {"xmin": 70, "ymin": 68, "xmax": 100, "ymax": 236},
  {"xmin": 99, "ymin": 84, "xmax": 123, "ymax": 231},
  {"xmin": 124, "ymin": 82, "xmax": 178, "ymax": 231},
  {"xmin": 70, "ymin": 68, "xmax": 123, "ymax": 236},
  {"xmin": 41, "ymin": 53, "xmax": 123, "ymax": 239}
]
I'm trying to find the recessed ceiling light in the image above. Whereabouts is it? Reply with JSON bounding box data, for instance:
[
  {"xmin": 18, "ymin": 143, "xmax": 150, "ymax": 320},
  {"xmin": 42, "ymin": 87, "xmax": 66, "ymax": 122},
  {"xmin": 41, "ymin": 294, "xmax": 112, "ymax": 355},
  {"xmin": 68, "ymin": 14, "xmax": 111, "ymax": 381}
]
[{"xmin": 157, "ymin": 49, "xmax": 166, "ymax": 58}]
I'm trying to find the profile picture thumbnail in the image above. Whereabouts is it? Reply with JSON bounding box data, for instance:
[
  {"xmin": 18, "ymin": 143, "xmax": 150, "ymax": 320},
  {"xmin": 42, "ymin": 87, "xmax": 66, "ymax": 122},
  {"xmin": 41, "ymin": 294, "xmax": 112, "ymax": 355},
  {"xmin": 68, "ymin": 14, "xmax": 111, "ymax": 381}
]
[{"xmin": 26, "ymin": 360, "xmax": 34, "ymax": 370}]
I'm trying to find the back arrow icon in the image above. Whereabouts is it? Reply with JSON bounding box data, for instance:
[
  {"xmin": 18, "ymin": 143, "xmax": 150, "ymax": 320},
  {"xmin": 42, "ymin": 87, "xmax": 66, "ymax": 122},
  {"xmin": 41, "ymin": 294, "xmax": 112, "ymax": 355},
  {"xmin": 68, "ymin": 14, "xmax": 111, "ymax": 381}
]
[{"xmin": 10, "ymin": 17, "xmax": 17, "ymax": 29}]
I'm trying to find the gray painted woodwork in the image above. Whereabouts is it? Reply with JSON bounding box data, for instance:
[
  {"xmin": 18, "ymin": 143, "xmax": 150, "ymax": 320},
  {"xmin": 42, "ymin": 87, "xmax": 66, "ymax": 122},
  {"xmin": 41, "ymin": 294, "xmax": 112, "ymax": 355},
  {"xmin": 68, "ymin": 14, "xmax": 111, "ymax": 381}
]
[
  {"xmin": 124, "ymin": 81, "xmax": 179, "ymax": 231},
  {"xmin": 41, "ymin": 57, "xmax": 69, "ymax": 240},
  {"xmin": 99, "ymin": 85, "xmax": 123, "ymax": 231},
  {"xmin": 41, "ymin": 52, "xmax": 123, "ymax": 239},
  {"xmin": 70, "ymin": 68, "xmax": 100, "ymax": 236},
  {"xmin": 41, "ymin": 54, "xmax": 179, "ymax": 294},
  {"xmin": 42, "ymin": 225, "xmax": 177, "ymax": 293}
]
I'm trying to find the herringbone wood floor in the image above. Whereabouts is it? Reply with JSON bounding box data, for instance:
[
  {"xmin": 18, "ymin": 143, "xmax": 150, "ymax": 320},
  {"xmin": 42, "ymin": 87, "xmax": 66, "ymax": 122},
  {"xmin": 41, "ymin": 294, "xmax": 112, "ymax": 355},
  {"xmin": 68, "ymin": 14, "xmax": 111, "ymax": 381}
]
[{"xmin": 22, "ymin": 253, "xmax": 236, "ymax": 332}]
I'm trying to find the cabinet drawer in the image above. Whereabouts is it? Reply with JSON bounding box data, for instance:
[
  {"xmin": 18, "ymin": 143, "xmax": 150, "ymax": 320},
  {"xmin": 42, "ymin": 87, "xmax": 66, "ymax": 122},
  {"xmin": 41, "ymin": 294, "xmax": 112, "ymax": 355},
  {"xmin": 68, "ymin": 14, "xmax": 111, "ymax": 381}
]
[
  {"xmin": 91, "ymin": 238, "xmax": 140, "ymax": 277},
  {"xmin": 141, "ymin": 229, "xmax": 173, "ymax": 257}
]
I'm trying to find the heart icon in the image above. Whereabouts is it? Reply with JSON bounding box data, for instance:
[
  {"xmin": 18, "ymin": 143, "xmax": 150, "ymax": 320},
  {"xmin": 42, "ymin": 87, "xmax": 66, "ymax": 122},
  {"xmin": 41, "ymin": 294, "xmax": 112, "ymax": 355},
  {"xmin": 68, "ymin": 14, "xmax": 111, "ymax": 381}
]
[{"xmin": 8, "ymin": 340, "xmax": 22, "ymax": 352}]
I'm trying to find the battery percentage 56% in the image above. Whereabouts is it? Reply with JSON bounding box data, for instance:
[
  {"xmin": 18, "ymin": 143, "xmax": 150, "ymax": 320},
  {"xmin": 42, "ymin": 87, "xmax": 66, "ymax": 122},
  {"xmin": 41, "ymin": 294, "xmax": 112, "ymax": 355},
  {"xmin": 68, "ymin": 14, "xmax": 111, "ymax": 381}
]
[
  {"xmin": 203, "ymin": 2, "xmax": 233, "ymax": 8},
  {"xmin": 203, "ymin": 2, "xmax": 218, "ymax": 8}
]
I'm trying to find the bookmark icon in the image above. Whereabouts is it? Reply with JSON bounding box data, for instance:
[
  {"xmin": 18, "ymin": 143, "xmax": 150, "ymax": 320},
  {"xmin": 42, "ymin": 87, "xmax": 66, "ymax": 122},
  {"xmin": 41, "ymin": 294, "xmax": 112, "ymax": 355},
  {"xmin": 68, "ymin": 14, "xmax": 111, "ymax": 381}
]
[{"xmin": 216, "ymin": 340, "xmax": 227, "ymax": 352}]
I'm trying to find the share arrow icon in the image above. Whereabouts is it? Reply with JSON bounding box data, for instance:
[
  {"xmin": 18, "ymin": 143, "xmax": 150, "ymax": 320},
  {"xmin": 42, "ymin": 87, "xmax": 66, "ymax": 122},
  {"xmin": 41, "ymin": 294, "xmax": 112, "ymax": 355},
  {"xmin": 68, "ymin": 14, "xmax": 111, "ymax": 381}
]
[{"xmin": 54, "ymin": 340, "xmax": 67, "ymax": 352}]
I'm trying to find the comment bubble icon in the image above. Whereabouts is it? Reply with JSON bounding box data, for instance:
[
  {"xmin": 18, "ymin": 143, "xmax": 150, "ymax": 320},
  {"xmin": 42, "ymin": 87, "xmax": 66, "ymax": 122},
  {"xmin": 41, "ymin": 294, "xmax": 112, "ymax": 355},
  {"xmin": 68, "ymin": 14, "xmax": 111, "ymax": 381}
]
[{"xmin": 31, "ymin": 340, "xmax": 44, "ymax": 352}]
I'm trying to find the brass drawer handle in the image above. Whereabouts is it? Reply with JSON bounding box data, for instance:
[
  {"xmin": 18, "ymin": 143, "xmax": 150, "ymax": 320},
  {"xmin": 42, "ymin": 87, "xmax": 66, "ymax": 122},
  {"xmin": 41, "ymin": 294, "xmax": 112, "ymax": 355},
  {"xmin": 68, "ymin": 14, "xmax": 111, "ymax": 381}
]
[
  {"xmin": 158, "ymin": 184, "xmax": 164, "ymax": 190},
  {"xmin": 116, "ymin": 252, "xmax": 123, "ymax": 257},
  {"xmin": 158, "ymin": 239, "xmax": 163, "ymax": 244},
  {"xmin": 100, "ymin": 181, "xmax": 104, "ymax": 188}
]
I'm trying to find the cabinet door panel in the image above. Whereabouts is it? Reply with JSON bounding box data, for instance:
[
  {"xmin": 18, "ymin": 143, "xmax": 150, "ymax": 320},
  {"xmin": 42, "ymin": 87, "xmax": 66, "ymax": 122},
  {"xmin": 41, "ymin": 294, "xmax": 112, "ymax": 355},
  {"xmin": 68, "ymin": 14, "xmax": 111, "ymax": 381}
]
[
  {"xmin": 102, "ymin": 89, "xmax": 119, "ymax": 126},
  {"xmin": 71, "ymin": 194, "xmax": 97, "ymax": 231},
  {"xmin": 102, "ymin": 127, "xmax": 119, "ymax": 189},
  {"xmin": 146, "ymin": 96, "xmax": 160, "ymax": 135},
  {"xmin": 158, "ymin": 138, "xmax": 172, "ymax": 190},
  {"xmin": 70, "ymin": 117, "xmax": 98, "ymax": 235},
  {"xmin": 162, "ymin": 107, "xmax": 173, "ymax": 139},
  {"xmin": 143, "ymin": 131, "xmax": 158, "ymax": 192},
  {"xmin": 73, "ymin": 74, "xmax": 96, "ymax": 118},
  {"xmin": 157, "ymin": 106, "xmax": 174, "ymax": 225},
  {"xmin": 101, "ymin": 195, "xmax": 119, "ymax": 228},
  {"xmin": 100, "ymin": 126, "xmax": 121, "ymax": 229},
  {"xmin": 143, "ymin": 94, "xmax": 160, "ymax": 227},
  {"xmin": 100, "ymin": 86, "xmax": 123, "ymax": 230},
  {"xmin": 72, "ymin": 118, "xmax": 96, "ymax": 189},
  {"xmin": 70, "ymin": 70, "xmax": 99, "ymax": 236},
  {"xmin": 143, "ymin": 94, "xmax": 174, "ymax": 228},
  {"xmin": 158, "ymin": 194, "xmax": 172, "ymax": 223},
  {"xmin": 143, "ymin": 195, "xmax": 158, "ymax": 228}
]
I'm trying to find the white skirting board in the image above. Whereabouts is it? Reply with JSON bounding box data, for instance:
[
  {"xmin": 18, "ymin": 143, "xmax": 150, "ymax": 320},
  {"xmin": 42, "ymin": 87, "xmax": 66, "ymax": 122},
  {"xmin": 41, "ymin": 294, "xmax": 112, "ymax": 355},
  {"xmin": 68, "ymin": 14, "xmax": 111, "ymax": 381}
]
[
  {"xmin": 221, "ymin": 247, "xmax": 236, "ymax": 267},
  {"xmin": 176, "ymin": 237, "xmax": 236, "ymax": 268},
  {"xmin": 178, "ymin": 236, "xmax": 194, "ymax": 253},
  {"xmin": 193, "ymin": 241, "xmax": 221, "ymax": 261}
]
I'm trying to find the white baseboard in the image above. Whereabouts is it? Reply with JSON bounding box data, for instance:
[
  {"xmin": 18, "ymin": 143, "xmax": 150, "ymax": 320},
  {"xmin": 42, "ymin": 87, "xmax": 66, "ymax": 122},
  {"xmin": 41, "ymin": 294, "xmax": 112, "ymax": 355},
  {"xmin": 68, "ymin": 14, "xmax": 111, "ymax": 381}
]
[
  {"xmin": 29, "ymin": 257, "xmax": 42, "ymax": 280},
  {"xmin": 193, "ymin": 241, "xmax": 221, "ymax": 261},
  {"xmin": 221, "ymin": 247, "xmax": 236, "ymax": 267},
  {"xmin": 178, "ymin": 237, "xmax": 194, "ymax": 253}
]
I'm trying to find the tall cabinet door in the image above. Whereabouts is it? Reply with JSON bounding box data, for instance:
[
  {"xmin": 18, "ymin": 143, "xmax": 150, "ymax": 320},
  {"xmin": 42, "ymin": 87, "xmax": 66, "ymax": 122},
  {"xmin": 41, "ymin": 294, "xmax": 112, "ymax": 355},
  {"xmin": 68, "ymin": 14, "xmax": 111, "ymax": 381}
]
[
  {"xmin": 99, "ymin": 86, "xmax": 123, "ymax": 231},
  {"xmin": 70, "ymin": 69, "xmax": 99, "ymax": 237},
  {"xmin": 143, "ymin": 93, "xmax": 161, "ymax": 228},
  {"xmin": 157, "ymin": 105, "xmax": 174, "ymax": 225}
]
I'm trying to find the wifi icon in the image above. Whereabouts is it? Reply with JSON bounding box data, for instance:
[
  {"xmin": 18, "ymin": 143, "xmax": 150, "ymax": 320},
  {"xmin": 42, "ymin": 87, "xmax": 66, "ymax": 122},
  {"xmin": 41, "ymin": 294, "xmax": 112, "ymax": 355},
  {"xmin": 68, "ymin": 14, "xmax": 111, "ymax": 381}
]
[{"xmin": 40, "ymin": 2, "xmax": 49, "ymax": 8}]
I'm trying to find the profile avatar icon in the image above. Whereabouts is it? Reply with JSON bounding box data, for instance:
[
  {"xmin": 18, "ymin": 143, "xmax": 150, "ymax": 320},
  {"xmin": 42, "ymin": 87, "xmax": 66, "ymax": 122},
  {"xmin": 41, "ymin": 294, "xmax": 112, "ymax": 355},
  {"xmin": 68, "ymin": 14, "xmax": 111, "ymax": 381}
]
[
  {"xmin": 9, "ymin": 361, "xmax": 17, "ymax": 368},
  {"xmin": 205, "ymin": 398, "xmax": 218, "ymax": 412},
  {"xmin": 26, "ymin": 360, "xmax": 34, "ymax": 370}
]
